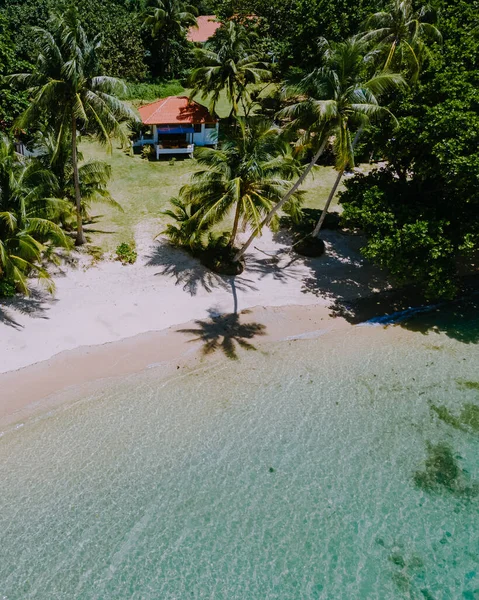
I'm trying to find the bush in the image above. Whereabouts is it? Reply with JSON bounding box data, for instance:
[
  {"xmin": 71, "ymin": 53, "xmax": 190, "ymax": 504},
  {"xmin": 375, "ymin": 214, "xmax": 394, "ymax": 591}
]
[
  {"xmin": 0, "ymin": 279, "xmax": 16, "ymax": 297},
  {"xmin": 123, "ymin": 80, "xmax": 185, "ymax": 102},
  {"xmin": 115, "ymin": 242, "xmax": 137, "ymax": 265},
  {"xmin": 280, "ymin": 208, "xmax": 342, "ymax": 236},
  {"xmin": 141, "ymin": 145, "xmax": 154, "ymax": 160}
]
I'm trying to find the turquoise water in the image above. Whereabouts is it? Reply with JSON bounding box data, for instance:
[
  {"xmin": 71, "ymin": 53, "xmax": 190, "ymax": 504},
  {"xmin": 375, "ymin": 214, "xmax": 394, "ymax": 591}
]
[{"xmin": 1, "ymin": 302, "xmax": 478, "ymax": 599}]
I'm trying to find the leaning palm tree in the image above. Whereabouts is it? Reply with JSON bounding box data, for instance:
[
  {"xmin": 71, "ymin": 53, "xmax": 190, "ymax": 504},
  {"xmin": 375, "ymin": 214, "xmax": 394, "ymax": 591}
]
[
  {"xmin": 144, "ymin": 0, "xmax": 198, "ymax": 75},
  {"xmin": 164, "ymin": 119, "xmax": 302, "ymax": 250},
  {"xmin": 11, "ymin": 7, "xmax": 137, "ymax": 245},
  {"xmin": 0, "ymin": 135, "xmax": 70, "ymax": 294},
  {"xmin": 234, "ymin": 38, "xmax": 405, "ymax": 261},
  {"xmin": 361, "ymin": 0, "xmax": 441, "ymax": 81},
  {"xmin": 189, "ymin": 21, "xmax": 271, "ymax": 118}
]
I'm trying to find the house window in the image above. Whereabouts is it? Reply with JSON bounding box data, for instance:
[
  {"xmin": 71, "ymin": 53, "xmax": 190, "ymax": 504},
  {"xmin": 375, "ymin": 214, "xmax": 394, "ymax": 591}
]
[
  {"xmin": 205, "ymin": 123, "xmax": 216, "ymax": 129},
  {"xmin": 193, "ymin": 124, "xmax": 202, "ymax": 133}
]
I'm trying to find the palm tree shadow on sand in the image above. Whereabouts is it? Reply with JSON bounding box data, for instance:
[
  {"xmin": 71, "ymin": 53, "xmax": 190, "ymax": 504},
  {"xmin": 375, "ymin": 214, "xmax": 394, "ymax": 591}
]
[
  {"xmin": 145, "ymin": 244, "xmax": 258, "ymax": 297},
  {"xmin": 177, "ymin": 309, "xmax": 267, "ymax": 360},
  {"xmin": 0, "ymin": 290, "xmax": 54, "ymax": 329}
]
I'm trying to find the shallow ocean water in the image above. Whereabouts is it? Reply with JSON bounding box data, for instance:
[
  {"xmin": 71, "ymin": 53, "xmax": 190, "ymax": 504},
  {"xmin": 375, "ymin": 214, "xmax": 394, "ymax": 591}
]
[{"xmin": 1, "ymin": 302, "xmax": 478, "ymax": 599}]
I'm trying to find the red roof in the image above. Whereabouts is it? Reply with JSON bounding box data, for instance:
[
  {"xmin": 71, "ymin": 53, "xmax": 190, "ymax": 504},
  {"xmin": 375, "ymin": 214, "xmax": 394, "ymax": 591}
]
[
  {"xmin": 138, "ymin": 96, "xmax": 216, "ymax": 125},
  {"xmin": 187, "ymin": 15, "xmax": 221, "ymax": 43}
]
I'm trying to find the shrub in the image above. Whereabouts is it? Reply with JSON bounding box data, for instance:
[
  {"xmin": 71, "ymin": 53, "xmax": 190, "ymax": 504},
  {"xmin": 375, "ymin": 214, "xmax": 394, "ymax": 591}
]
[
  {"xmin": 123, "ymin": 80, "xmax": 185, "ymax": 102},
  {"xmin": 115, "ymin": 242, "xmax": 137, "ymax": 265},
  {"xmin": 0, "ymin": 279, "xmax": 16, "ymax": 298},
  {"xmin": 141, "ymin": 145, "xmax": 154, "ymax": 160}
]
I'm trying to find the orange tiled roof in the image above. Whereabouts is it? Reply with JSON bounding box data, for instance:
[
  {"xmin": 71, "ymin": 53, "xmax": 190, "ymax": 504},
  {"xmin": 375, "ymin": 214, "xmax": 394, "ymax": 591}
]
[
  {"xmin": 187, "ymin": 15, "xmax": 221, "ymax": 43},
  {"xmin": 138, "ymin": 96, "xmax": 216, "ymax": 125}
]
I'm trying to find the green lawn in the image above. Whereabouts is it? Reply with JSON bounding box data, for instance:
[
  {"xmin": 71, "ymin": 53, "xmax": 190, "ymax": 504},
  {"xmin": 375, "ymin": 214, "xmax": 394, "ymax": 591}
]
[{"xmin": 81, "ymin": 138, "xmax": 345, "ymax": 252}]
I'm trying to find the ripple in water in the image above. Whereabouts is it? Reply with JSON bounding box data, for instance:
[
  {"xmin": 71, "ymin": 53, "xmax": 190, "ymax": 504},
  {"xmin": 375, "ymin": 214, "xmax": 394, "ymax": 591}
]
[{"xmin": 0, "ymin": 303, "xmax": 478, "ymax": 599}]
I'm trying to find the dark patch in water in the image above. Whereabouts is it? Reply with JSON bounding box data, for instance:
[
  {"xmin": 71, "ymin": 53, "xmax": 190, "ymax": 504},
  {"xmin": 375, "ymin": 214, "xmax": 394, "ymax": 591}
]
[
  {"xmin": 413, "ymin": 443, "xmax": 479, "ymax": 497},
  {"xmin": 388, "ymin": 549, "xmax": 427, "ymax": 597},
  {"xmin": 457, "ymin": 380, "xmax": 479, "ymax": 392},
  {"xmin": 430, "ymin": 402, "xmax": 479, "ymax": 434}
]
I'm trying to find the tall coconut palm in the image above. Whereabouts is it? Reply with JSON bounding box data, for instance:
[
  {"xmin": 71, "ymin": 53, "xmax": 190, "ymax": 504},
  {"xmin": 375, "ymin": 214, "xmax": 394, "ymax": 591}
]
[
  {"xmin": 11, "ymin": 7, "xmax": 137, "ymax": 245},
  {"xmin": 144, "ymin": 0, "xmax": 198, "ymax": 76},
  {"xmin": 189, "ymin": 21, "xmax": 271, "ymax": 118},
  {"xmin": 165, "ymin": 119, "xmax": 302, "ymax": 249},
  {"xmin": 34, "ymin": 129, "xmax": 121, "ymax": 226},
  {"xmin": 0, "ymin": 135, "xmax": 70, "ymax": 294},
  {"xmin": 361, "ymin": 0, "xmax": 441, "ymax": 81},
  {"xmin": 235, "ymin": 38, "xmax": 405, "ymax": 261}
]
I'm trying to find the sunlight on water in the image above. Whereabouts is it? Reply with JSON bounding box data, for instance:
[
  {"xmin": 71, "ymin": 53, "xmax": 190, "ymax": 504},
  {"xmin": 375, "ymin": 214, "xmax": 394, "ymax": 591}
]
[{"xmin": 1, "ymin": 303, "xmax": 478, "ymax": 599}]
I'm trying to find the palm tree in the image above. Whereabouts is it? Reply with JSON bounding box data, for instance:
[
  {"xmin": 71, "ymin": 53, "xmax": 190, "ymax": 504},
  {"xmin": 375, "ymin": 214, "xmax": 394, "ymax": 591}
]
[
  {"xmin": 189, "ymin": 21, "xmax": 271, "ymax": 118},
  {"xmin": 11, "ymin": 7, "xmax": 137, "ymax": 245},
  {"xmin": 144, "ymin": 0, "xmax": 198, "ymax": 76},
  {"xmin": 34, "ymin": 129, "xmax": 122, "ymax": 226},
  {"xmin": 0, "ymin": 135, "xmax": 70, "ymax": 294},
  {"xmin": 165, "ymin": 119, "xmax": 302, "ymax": 249},
  {"xmin": 361, "ymin": 0, "xmax": 441, "ymax": 81},
  {"xmin": 234, "ymin": 38, "xmax": 405, "ymax": 261}
]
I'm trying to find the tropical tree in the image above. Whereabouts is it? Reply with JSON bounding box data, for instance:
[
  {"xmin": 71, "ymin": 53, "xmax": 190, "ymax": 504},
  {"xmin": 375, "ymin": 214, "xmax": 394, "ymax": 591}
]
[
  {"xmin": 34, "ymin": 129, "xmax": 121, "ymax": 226},
  {"xmin": 235, "ymin": 37, "xmax": 405, "ymax": 261},
  {"xmin": 143, "ymin": 0, "xmax": 197, "ymax": 76},
  {"xmin": 361, "ymin": 0, "xmax": 442, "ymax": 81},
  {"xmin": 0, "ymin": 135, "xmax": 70, "ymax": 295},
  {"xmin": 164, "ymin": 119, "xmax": 302, "ymax": 250},
  {"xmin": 11, "ymin": 7, "xmax": 137, "ymax": 245},
  {"xmin": 189, "ymin": 21, "xmax": 271, "ymax": 118}
]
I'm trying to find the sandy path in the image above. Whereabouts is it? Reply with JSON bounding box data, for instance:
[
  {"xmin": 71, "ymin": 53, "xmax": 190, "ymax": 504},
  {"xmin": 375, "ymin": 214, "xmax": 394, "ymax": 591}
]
[{"xmin": 0, "ymin": 224, "xmax": 388, "ymax": 374}]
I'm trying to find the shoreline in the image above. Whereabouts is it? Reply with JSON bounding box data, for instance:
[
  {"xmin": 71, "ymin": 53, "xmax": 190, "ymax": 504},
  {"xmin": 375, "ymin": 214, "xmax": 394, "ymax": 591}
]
[{"xmin": 0, "ymin": 303, "xmax": 349, "ymax": 429}]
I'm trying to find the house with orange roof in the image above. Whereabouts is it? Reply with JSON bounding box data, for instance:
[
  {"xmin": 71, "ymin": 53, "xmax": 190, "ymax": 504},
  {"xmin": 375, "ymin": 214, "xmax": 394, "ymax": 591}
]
[
  {"xmin": 133, "ymin": 96, "xmax": 219, "ymax": 159},
  {"xmin": 187, "ymin": 15, "xmax": 221, "ymax": 43}
]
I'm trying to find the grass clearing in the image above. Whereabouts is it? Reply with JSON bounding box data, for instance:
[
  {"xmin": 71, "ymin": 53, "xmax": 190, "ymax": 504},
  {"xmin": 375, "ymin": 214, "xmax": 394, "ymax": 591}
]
[{"xmin": 81, "ymin": 139, "xmax": 345, "ymax": 253}]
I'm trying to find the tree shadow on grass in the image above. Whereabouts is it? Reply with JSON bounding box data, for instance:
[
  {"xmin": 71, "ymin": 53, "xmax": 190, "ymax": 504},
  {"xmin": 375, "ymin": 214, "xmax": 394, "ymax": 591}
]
[
  {"xmin": 0, "ymin": 290, "xmax": 54, "ymax": 329},
  {"xmin": 145, "ymin": 243, "xmax": 258, "ymax": 297},
  {"xmin": 177, "ymin": 309, "xmax": 267, "ymax": 360}
]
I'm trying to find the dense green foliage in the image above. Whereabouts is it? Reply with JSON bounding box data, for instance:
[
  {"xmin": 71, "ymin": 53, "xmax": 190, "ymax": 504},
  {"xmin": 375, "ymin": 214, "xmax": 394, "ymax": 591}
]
[
  {"xmin": 0, "ymin": 135, "xmax": 70, "ymax": 294},
  {"xmin": 163, "ymin": 119, "xmax": 302, "ymax": 254},
  {"xmin": 189, "ymin": 21, "xmax": 271, "ymax": 117},
  {"xmin": 0, "ymin": 0, "xmax": 477, "ymax": 299},
  {"xmin": 12, "ymin": 8, "xmax": 136, "ymax": 244},
  {"xmin": 340, "ymin": 0, "xmax": 479, "ymax": 299}
]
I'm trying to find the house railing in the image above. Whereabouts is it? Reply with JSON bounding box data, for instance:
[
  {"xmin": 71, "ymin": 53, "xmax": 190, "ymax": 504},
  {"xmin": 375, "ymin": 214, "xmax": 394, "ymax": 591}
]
[{"xmin": 156, "ymin": 143, "xmax": 194, "ymax": 158}]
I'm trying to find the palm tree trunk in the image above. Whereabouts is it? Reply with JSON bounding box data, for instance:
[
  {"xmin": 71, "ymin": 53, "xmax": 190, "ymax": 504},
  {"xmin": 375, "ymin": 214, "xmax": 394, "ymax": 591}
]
[
  {"xmin": 311, "ymin": 169, "xmax": 344, "ymax": 238},
  {"xmin": 234, "ymin": 138, "xmax": 328, "ymax": 262},
  {"xmin": 71, "ymin": 115, "xmax": 86, "ymax": 246},
  {"xmin": 229, "ymin": 202, "xmax": 242, "ymax": 247},
  {"xmin": 311, "ymin": 127, "xmax": 363, "ymax": 239}
]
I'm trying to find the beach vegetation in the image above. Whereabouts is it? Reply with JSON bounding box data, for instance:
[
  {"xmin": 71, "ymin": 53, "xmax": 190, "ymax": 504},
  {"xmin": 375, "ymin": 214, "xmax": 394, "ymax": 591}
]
[
  {"xmin": 0, "ymin": 135, "xmax": 70, "ymax": 295},
  {"xmin": 339, "ymin": 0, "xmax": 477, "ymax": 300},
  {"xmin": 11, "ymin": 6, "xmax": 137, "ymax": 246},
  {"xmin": 0, "ymin": 0, "xmax": 476, "ymax": 301},
  {"xmin": 189, "ymin": 20, "xmax": 271, "ymax": 118},
  {"xmin": 361, "ymin": 0, "xmax": 442, "ymax": 82},
  {"xmin": 115, "ymin": 241, "xmax": 138, "ymax": 265},
  {"xmin": 162, "ymin": 118, "xmax": 302, "ymax": 272},
  {"xmin": 234, "ymin": 37, "xmax": 405, "ymax": 262},
  {"xmin": 143, "ymin": 0, "xmax": 198, "ymax": 78}
]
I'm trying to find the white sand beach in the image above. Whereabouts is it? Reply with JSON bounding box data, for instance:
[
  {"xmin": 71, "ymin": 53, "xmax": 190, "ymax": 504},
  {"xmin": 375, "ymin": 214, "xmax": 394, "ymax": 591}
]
[{"xmin": 0, "ymin": 225, "xmax": 388, "ymax": 376}]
